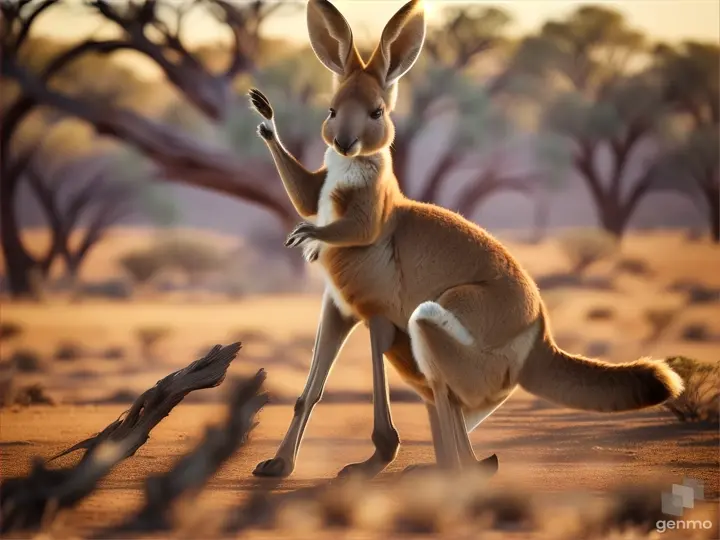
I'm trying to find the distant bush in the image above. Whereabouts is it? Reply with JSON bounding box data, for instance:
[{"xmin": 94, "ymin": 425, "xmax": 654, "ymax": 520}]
[
  {"xmin": 11, "ymin": 349, "xmax": 43, "ymax": 373},
  {"xmin": 0, "ymin": 322, "xmax": 23, "ymax": 341},
  {"xmin": 120, "ymin": 238, "xmax": 228, "ymax": 290},
  {"xmin": 643, "ymin": 307, "xmax": 678, "ymax": 343},
  {"xmin": 586, "ymin": 306, "xmax": 614, "ymax": 321},
  {"xmin": 585, "ymin": 341, "xmax": 611, "ymax": 358},
  {"xmin": 54, "ymin": 342, "xmax": 84, "ymax": 362},
  {"xmin": 557, "ymin": 229, "xmax": 618, "ymax": 274},
  {"xmin": 155, "ymin": 237, "xmax": 227, "ymax": 286},
  {"xmin": 681, "ymin": 323, "xmax": 712, "ymax": 342},
  {"xmin": 136, "ymin": 326, "xmax": 171, "ymax": 364},
  {"xmin": 13, "ymin": 383, "xmax": 55, "ymax": 406},
  {"xmin": 103, "ymin": 346, "xmax": 126, "ymax": 361},
  {"xmin": 615, "ymin": 256, "xmax": 652, "ymax": 277},
  {"xmin": 667, "ymin": 279, "xmax": 719, "ymax": 305},
  {"xmin": 79, "ymin": 279, "xmax": 132, "ymax": 300},
  {"xmin": 664, "ymin": 356, "xmax": 719, "ymax": 425},
  {"xmin": 119, "ymin": 250, "xmax": 164, "ymax": 286}
]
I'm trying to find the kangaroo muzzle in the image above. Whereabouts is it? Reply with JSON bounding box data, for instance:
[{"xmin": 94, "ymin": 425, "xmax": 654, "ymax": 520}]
[{"xmin": 333, "ymin": 136, "xmax": 359, "ymax": 156}]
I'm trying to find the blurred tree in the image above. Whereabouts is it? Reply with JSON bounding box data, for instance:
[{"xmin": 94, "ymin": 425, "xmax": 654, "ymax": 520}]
[
  {"xmin": 388, "ymin": 6, "xmax": 542, "ymax": 218},
  {"xmin": 25, "ymin": 147, "xmax": 137, "ymax": 285},
  {"xmin": 223, "ymin": 46, "xmax": 329, "ymax": 165},
  {"xmin": 391, "ymin": 6, "xmax": 513, "ymax": 188},
  {"xmin": 0, "ymin": 0, "xmax": 297, "ymax": 296},
  {"xmin": 653, "ymin": 126, "xmax": 719, "ymax": 242},
  {"xmin": 653, "ymin": 42, "xmax": 719, "ymax": 241},
  {"xmin": 423, "ymin": 6, "xmax": 511, "ymax": 70},
  {"xmin": 507, "ymin": 6, "xmax": 670, "ymax": 238},
  {"xmin": 410, "ymin": 66, "xmax": 540, "ymax": 217}
]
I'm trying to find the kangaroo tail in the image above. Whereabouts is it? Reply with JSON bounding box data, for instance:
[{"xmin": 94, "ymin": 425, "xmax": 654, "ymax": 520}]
[{"xmin": 519, "ymin": 337, "xmax": 684, "ymax": 412}]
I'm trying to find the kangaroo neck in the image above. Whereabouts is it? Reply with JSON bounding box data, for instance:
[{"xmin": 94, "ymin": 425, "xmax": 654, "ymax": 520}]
[{"xmin": 323, "ymin": 147, "xmax": 392, "ymax": 175}]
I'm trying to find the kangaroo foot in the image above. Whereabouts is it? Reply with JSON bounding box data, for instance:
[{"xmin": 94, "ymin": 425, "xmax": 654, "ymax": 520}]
[
  {"xmin": 337, "ymin": 452, "xmax": 394, "ymax": 479},
  {"xmin": 253, "ymin": 456, "xmax": 294, "ymax": 478}
]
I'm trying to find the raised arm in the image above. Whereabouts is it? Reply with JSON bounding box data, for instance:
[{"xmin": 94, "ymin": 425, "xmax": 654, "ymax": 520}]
[{"xmin": 249, "ymin": 89, "xmax": 325, "ymax": 218}]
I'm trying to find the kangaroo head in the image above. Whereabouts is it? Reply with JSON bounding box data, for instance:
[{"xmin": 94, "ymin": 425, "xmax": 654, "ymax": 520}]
[{"xmin": 307, "ymin": 0, "xmax": 426, "ymax": 157}]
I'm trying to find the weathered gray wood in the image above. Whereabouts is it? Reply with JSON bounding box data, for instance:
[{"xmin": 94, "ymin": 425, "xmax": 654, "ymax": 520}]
[
  {"xmin": 0, "ymin": 342, "xmax": 242, "ymax": 533},
  {"xmin": 100, "ymin": 370, "xmax": 268, "ymax": 535}
]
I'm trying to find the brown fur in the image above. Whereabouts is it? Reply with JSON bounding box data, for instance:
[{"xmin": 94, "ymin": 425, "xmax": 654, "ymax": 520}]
[
  {"xmin": 519, "ymin": 308, "xmax": 684, "ymax": 412},
  {"xmin": 251, "ymin": 0, "xmax": 684, "ymax": 476}
]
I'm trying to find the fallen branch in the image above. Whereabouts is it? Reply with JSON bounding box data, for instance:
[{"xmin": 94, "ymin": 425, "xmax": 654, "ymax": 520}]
[
  {"xmin": 0, "ymin": 342, "xmax": 242, "ymax": 533},
  {"xmin": 50, "ymin": 343, "xmax": 242, "ymax": 463},
  {"xmin": 100, "ymin": 370, "xmax": 268, "ymax": 535}
]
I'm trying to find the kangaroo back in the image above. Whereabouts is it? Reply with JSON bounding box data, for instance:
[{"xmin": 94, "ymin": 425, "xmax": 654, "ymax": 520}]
[{"xmin": 519, "ymin": 312, "xmax": 684, "ymax": 412}]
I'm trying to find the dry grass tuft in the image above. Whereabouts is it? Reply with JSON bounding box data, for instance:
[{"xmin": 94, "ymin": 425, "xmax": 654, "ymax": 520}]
[
  {"xmin": 643, "ymin": 307, "xmax": 678, "ymax": 343},
  {"xmin": 680, "ymin": 323, "xmax": 713, "ymax": 342},
  {"xmin": 222, "ymin": 472, "xmax": 717, "ymax": 539},
  {"xmin": 10, "ymin": 349, "xmax": 44, "ymax": 373},
  {"xmin": 0, "ymin": 321, "xmax": 23, "ymax": 341},
  {"xmin": 663, "ymin": 357, "xmax": 719, "ymax": 425},
  {"xmin": 586, "ymin": 306, "xmax": 615, "ymax": 321},
  {"xmin": 54, "ymin": 342, "xmax": 85, "ymax": 362}
]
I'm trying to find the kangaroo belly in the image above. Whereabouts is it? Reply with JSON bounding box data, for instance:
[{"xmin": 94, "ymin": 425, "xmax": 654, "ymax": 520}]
[{"xmin": 318, "ymin": 242, "xmax": 403, "ymax": 323}]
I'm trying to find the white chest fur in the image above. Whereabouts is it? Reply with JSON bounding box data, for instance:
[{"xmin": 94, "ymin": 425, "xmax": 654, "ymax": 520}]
[
  {"xmin": 311, "ymin": 148, "xmax": 381, "ymax": 316},
  {"xmin": 315, "ymin": 149, "xmax": 377, "ymax": 226}
]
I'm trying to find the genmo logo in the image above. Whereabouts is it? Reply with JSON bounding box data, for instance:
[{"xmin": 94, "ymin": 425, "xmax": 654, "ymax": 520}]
[
  {"xmin": 656, "ymin": 477, "xmax": 713, "ymax": 534},
  {"xmin": 656, "ymin": 519, "xmax": 713, "ymax": 534}
]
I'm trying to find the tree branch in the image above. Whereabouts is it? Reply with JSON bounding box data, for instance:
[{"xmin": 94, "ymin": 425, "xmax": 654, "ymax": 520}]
[
  {"xmin": 3, "ymin": 57, "xmax": 295, "ymax": 224},
  {"xmin": 0, "ymin": 0, "xmax": 59, "ymax": 53},
  {"xmin": 454, "ymin": 170, "xmax": 535, "ymax": 217},
  {"xmin": 574, "ymin": 140, "xmax": 608, "ymax": 210},
  {"xmin": 102, "ymin": 369, "xmax": 268, "ymax": 535},
  {"xmin": 417, "ymin": 151, "xmax": 464, "ymax": 203},
  {"xmin": 609, "ymin": 120, "xmax": 649, "ymax": 197},
  {"xmin": 621, "ymin": 166, "xmax": 656, "ymax": 218}
]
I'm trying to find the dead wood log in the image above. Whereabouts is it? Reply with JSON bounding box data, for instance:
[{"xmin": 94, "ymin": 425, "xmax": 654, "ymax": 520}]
[
  {"xmin": 50, "ymin": 342, "xmax": 242, "ymax": 463},
  {"xmin": 0, "ymin": 342, "xmax": 242, "ymax": 533},
  {"xmin": 99, "ymin": 369, "xmax": 268, "ymax": 536}
]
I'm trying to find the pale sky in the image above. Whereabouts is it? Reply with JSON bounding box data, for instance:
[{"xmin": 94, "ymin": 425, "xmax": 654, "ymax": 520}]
[
  {"xmin": 32, "ymin": 0, "xmax": 719, "ymax": 81},
  {"xmin": 36, "ymin": 0, "xmax": 720, "ymax": 46}
]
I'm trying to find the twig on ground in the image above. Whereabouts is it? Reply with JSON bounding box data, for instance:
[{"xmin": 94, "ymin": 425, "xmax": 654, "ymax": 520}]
[
  {"xmin": 100, "ymin": 369, "xmax": 268, "ymax": 535},
  {"xmin": 49, "ymin": 343, "xmax": 242, "ymax": 463},
  {"xmin": 0, "ymin": 343, "xmax": 242, "ymax": 534}
]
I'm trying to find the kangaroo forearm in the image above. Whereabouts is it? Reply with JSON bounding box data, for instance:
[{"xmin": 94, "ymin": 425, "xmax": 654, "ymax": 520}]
[
  {"xmin": 313, "ymin": 216, "xmax": 379, "ymax": 246},
  {"xmin": 266, "ymin": 139, "xmax": 325, "ymax": 218}
]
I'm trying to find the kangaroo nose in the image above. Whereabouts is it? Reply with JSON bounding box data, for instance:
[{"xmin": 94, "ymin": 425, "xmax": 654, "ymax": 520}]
[{"xmin": 334, "ymin": 137, "xmax": 358, "ymax": 155}]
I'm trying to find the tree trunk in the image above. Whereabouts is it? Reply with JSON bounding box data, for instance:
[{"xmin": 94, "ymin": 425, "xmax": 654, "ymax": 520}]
[
  {"xmin": 597, "ymin": 201, "xmax": 630, "ymax": 238},
  {"xmin": 0, "ymin": 178, "xmax": 37, "ymax": 298},
  {"xmin": 531, "ymin": 189, "xmax": 550, "ymax": 243},
  {"xmin": 707, "ymin": 185, "xmax": 720, "ymax": 243},
  {"xmin": 417, "ymin": 152, "xmax": 459, "ymax": 204}
]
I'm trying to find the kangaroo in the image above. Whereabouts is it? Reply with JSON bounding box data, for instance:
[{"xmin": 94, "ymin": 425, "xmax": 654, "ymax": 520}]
[{"xmin": 249, "ymin": 0, "xmax": 684, "ymax": 479}]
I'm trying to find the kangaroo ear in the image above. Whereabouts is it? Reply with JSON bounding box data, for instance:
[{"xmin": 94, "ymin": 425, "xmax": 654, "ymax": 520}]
[
  {"xmin": 367, "ymin": 0, "xmax": 426, "ymax": 88},
  {"xmin": 307, "ymin": 0, "xmax": 363, "ymax": 77}
]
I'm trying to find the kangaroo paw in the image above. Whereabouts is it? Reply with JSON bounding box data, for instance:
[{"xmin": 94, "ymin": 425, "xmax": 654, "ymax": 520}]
[{"xmin": 248, "ymin": 88, "xmax": 273, "ymax": 120}]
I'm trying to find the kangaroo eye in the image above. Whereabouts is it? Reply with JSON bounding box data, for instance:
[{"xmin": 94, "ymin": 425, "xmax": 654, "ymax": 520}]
[
  {"xmin": 329, "ymin": 108, "xmax": 337, "ymax": 118},
  {"xmin": 370, "ymin": 107, "xmax": 384, "ymax": 119}
]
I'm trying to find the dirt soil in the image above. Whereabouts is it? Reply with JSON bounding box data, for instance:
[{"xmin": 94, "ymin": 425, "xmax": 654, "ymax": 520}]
[{"xmin": 1, "ymin": 231, "xmax": 718, "ymax": 537}]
